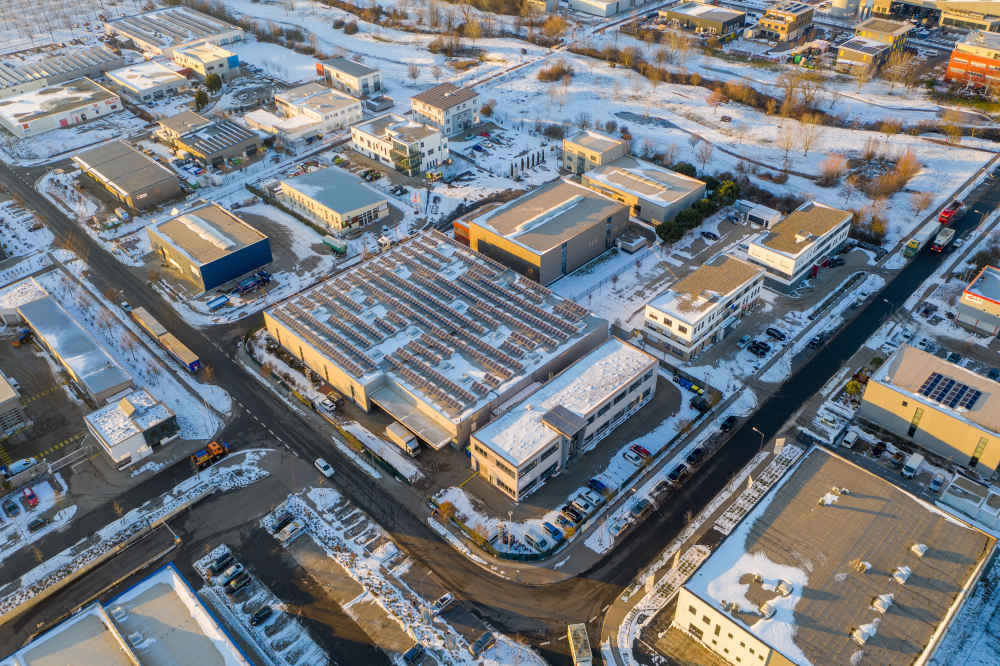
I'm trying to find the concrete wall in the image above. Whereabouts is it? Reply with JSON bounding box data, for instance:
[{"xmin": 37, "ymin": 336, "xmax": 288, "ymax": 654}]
[
  {"xmin": 582, "ymin": 176, "xmax": 705, "ymax": 223},
  {"xmin": 858, "ymin": 380, "xmax": 1000, "ymax": 475},
  {"xmin": 674, "ymin": 588, "xmax": 791, "ymax": 666}
]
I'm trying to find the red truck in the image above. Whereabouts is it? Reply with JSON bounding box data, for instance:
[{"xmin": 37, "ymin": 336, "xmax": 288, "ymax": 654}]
[{"xmin": 938, "ymin": 200, "xmax": 964, "ymax": 224}]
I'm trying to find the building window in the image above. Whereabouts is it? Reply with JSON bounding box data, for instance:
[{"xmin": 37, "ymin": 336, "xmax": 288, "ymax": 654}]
[
  {"xmin": 678, "ymin": 325, "xmax": 688, "ymax": 334},
  {"xmin": 714, "ymin": 624, "xmax": 721, "ymax": 636},
  {"xmin": 907, "ymin": 407, "xmax": 923, "ymax": 438},
  {"xmin": 689, "ymin": 606, "xmax": 697, "ymax": 615},
  {"xmin": 703, "ymin": 615, "xmax": 711, "ymax": 625},
  {"xmin": 541, "ymin": 444, "xmax": 559, "ymax": 460},
  {"xmin": 688, "ymin": 624, "xmax": 703, "ymax": 640}
]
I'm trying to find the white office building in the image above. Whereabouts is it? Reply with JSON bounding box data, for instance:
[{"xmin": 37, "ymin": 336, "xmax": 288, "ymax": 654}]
[
  {"xmin": 278, "ymin": 166, "xmax": 389, "ymax": 234},
  {"xmin": 410, "ymin": 83, "xmax": 478, "ymax": 136},
  {"xmin": 350, "ymin": 113, "xmax": 447, "ymax": 176},
  {"xmin": 246, "ymin": 82, "xmax": 361, "ymax": 146},
  {"xmin": 105, "ymin": 61, "xmax": 187, "ymax": 101}
]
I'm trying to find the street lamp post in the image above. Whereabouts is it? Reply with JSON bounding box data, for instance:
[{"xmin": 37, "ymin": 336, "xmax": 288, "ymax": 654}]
[{"xmin": 752, "ymin": 426, "xmax": 765, "ymax": 451}]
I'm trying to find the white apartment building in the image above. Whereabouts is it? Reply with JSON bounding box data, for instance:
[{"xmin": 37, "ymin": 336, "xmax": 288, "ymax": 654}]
[
  {"xmin": 318, "ymin": 57, "xmax": 381, "ymax": 97},
  {"xmin": 410, "ymin": 83, "xmax": 478, "ymax": 136},
  {"xmin": 644, "ymin": 255, "xmax": 764, "ymax": 360},
  {"xmin": 246, "ymin": 82, "xmax": 361, "ymax": 147},
  {"xmin": 747, "ymin": 200, "xmax": 851, "ymax": 290},
  {"xmin": 172, "ymin": 42, "xmax": 239, "ymax": 80},
  {"xmin": 470, "ymin": 338, "xmax": 657, "ymax": 502},
  {"xmin": 350, "ymin": 113, "xmax": 447, "ymax": 176}
]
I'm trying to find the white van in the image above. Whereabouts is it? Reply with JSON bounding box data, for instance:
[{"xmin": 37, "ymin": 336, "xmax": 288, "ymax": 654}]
[
  {"xmin": 386, "ymin": 422, "xmax": 420, "ymax": 457},
  {"xmin": 841, "ymin": 431, "xmax": 858, "ymax": 449},
  {"xmin": 5, "ymin": 457, "xmax": 37, "ymax": 477},
  {"xmin": 902, "ymin": 452, "xmax": 925, "ymax": 479},
  {"xmin": 524, "ymin": 529, "xmax": 549, "ymax": 552}
]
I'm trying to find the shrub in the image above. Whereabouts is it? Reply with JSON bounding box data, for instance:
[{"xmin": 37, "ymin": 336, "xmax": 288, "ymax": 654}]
[
  {"xmin": 538, "ymin": 60, "xmax": 573, "ymax": 82},
  {"xmin": 672, "ymin": 162, "xmax": 697, "ymax": 178},
  {"xmin": 344, "ymin": 20, "xmax": 359, "ymax": 35},
  {"xmin": 656, "ymin": 220, "xmax": 685, "ymax": 243},
  {"xmin": 543, "ymin": 124, "xmax": 565, "ymax": 139},
  {"xmin": 333, "ymin": 18, "xmax": 345, "ymax": 29},
  {"xmin": 818, "ymin": 153, "xmax": 848, "ymax": 187},
  {"xmin": 480, "ymin": 103, "xmax": 493, "ymax": 117}
]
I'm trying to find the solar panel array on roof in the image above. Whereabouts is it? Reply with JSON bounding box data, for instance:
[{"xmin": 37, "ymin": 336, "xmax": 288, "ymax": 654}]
[{"xmin": 918, "ymin": 372, "xmax": 982, "ymax": 410}]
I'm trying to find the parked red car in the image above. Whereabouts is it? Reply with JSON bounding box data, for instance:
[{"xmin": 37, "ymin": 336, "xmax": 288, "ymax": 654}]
[
  {"xmin": 22, "ymin": 487, "xmax": 38, "ymax": 508},
  {"xmin": 630, "ymin": 444, "xmax": 651, "ymax": 459}
]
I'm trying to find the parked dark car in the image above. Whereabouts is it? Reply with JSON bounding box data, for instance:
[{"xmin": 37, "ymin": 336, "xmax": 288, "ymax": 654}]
[
  {"xmin": 587, "ymin": 478, "xmax": 609, "ymax": 495},
  {"xmin": 561, "ymin": 505, "xmax": 583, "ymax": 523},
  {"xmin": 272, "ymin": 513, "xmax": 294, "ymax": 533},
  {"xmin": 2, "ymin": 498, "xmax": 19, "ymax": 518},
  {"xmin": 403, "ymin": 644, "xmax": 426, "ymax": 665},
  {"xmin": 701, "ymin": 230, "xmax": 720, "ymax": 242},
  {"xmin": 753, "ymin": 340, "xmax": 771, "ymax": 353},
  {"xmin": 808, "ymin": 335, "xmax": 823, "ymax": 349},
  {"xmin": 543, "ymin": 522, "xmax": 564, "ymax": 541},
  {"xmin": 691, "ymin": 396, "xmax": 711, "ymax": 413},
  {"xmin": 250, "ymin": 605, "xmax": 272, "ymax": 626},
  {"xmin": 27, "ymin": 517, "xmax": 48, "ymax": 532},
  {"xmin": 667, "ymin": 464, "xmax": 690, "ymax": 485},
  {"xmin": 469, "ymin": 632, "xmax": 496, "ymax": 657},
  {"xmin": 765, "ymin": 327, "xmax": 787, "ymax": 341},
  {"xmin": 829, "ymin": 256, "xmax": 846, "ymax": 267},
  {"xmin": 629, "ymin": 499, "xmax": 652, "ymax": 518},
  {"xmin": 720, "ymin": 416, "xmax": 738, "ymax": 432},
  {"xmin": 685, "ymin": 447, "xmax": 705, "ymax": 466},
  {"xmin": 209, "ymin": 552, "xmax": 233, "ymax": 575},
  {"xmin": 225, "ymin": 573, "xmax": 251, "ymax": 595},
  {"xmin": 989, "ymin": 368, "xmax": 1000, "ymax": 381}
]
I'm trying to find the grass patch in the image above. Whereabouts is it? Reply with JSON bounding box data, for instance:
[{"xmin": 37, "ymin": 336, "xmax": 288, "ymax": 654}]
[{"xmin": 448, "ymin": 59, "xmax": 479, "ymax": 71}]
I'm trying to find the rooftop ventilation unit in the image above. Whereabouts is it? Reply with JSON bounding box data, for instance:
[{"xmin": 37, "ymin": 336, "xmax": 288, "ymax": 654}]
[
  {"xmin": 893, "ymin": 565, "xmax": 912, "ymax": 585},
  {"xmin": 776, "ymin": 580, "xmax": 793, "ymax": 597},
  {"xmin": 911, "ymin": 543, "xmax": 927, "ymax": 558},
  {"xmin": 852, "ymin": 618, "xmax": 880, "ymax": 646},
  {"xmin": 872, "ymin": 593, "xmax": 894, "ymax": 614},
  {"xmin": 853, "ymin": 560, "xmax": 871, "ymax": 573},
  {"xmin": 759, "ymin": 601, "xmax": 776, "ymax": 619},
  {"xmin": 818, "ymin": 491, "xmax": 839, "ymax": 506}
]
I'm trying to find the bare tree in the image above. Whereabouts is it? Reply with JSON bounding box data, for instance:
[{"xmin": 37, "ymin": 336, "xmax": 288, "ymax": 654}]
[
  {"xmin": 883, "ymin": 50, "xmax": 915, "ymax": 92},
  {"xmin": 800, "ymin": 113, "xmax": 824, "ymax": 156},
  {"xmin": 696, "ymin": 142, "xmax": 714, "ymax": 174},
  {"xmin": 661, "ymin": 143, "xmax": 678, "ymax": 168},
  {"xmin": 853, "ymin": 64, "xmax": 872, "ymax": 93},
  {"xmin": 431, "ymin": 65, "xmax": 442, "ymax": 81},
  {"xmin": 777, "ymin": 121, "xmax": 796, "ymax": 160},
  {"xmin": 408, "ymin": 62, "xmax": 419, "ymax": 82},
  {"xmin": 707, "ymin": 89, "xmax": 727, "ymax": 115},
  {"xmin": 911, "ymin": 191, "xmax": 934, "ymax": 217}
]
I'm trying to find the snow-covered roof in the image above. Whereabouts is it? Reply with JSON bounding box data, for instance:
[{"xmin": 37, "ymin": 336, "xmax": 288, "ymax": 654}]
[
  {"xmin": 583, "ymin": 156, "xmax": 706, "ymax": 207},
  {"xmin": 648, "ymin": 254, "xmax": 763, "ymax": 325},
  {"xmin": 964, "ymin": 265, "xmax": 1000, "ymax": 306},
  {"xmin": 245, "ymin": 108, "xmax": 320, "ymax": 137},
  {"xmin": 319, "ymin": 56, "xmax": 378, "ymax": 79},
  {"xmin": 0, "ymin": 46, "xmax": 122, "ymax": 91},
  {"xmin": 751, "ymin": 201, "xmax": 850, "ymax": 258},
  {"xmin": 872, "ymin": 344, "xmax": 1000, "ymax": 434},
  {"xmin": 106, "ymin": 6, "xmax": 243, "ymax": 51},
  {"xmin": 18, "ymin": 295, "xmax": 132, "ymax": 400},
  {"xmin": 106, "ymin": 60, "xmax": 186, "ymax": 94},
  {"xmin": 472, "ymin": 338, "xmax": 655, "ymax": 467},
  {"xmin": 152, "ymin": 201, "xmax": 267, "ymax": 266},
  {"xmin": 685, "ymin": 447, "xmax": 993, "ymax": 666},
  {"xmin": 665, "ymin": 1, "xmax": 746, "ymax": 22},
  {"xmin": 0, "ymin": 77, "xmax": 118, "ymax": 124},
  {"xmin": 564, "ymin": 129, "xmax": 625, "ymax": 155},
  {"xmin": 85, "ymin": 389, "xmax": 173, "ymax": 448},
  {"xmin": 280, "ymin": 166, "xmax": 387, "ymax": 215},
  {"xmin": 265, "ymin": 230, "xmax": 605, "ymax": 430},
  {"xmin": 353, "ymin": 112, "xmax": 439, "ymax": 144},
  {"xmin": 175, "ymin": 41, "xmax": 233, "ymax": 63},
  {"xmin": 463, "ymin": 178, "xmax": 627, "ymax": 254}
]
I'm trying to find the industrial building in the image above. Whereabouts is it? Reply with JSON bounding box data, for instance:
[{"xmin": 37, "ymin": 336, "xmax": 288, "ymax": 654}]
[
  {"xmin": 0, "ymin": 46, "xmax": 124, "ymax": 100},
  {"xmin": 457, "ymin": 178, "xmax": 629, "ymax": 285},
  {"xmin": 581, "ymin": 156, "xmax": 706, "ymax": 224},
  {"xmin": 0, "ymin": 373, "xmax": 28, "ymax": 436},
  {"xmin": 172, "ymin": 42, "xmax": 239, "ymax": 80},
  {"xmin": 278, "ymin": 166, "xmax": 388, "ymax": 234},
  {"xmin": 644, "ymin": 255, "xmax": 764, "ymax": 360},
  {"xmin": 873, "ymin": 0, "xmax": 1000, "ymax": 31},
  {"xmin": 72, "ymin": 140, "xmax": 182, "ymax": 210},
  {"xmin": 2, "ymin": 563, "xmax": 250, "ymax": 666},
  {"xmin": 104, "ymin": 6, "xmax": 246, "ymax": 57},
  {"xmin": 746, "ymin": 201, "xmax": 851, "ymax": 290},
  {"xmin": 836, "ymin": 17, "xmax": 912, "ymax": 72},
  {"xmin": 317, "ymin": 57, "xmax": 382, "ymax": 97},
  {"xmin": 753, "ymin": 1, "xmax": 814, "ymax": 42},
  {"xmin": 147, "ymin": 202, "xmax": 272, "ymax": 293},
  {"xmin": 105, "ymin": 60, "xmax": 187, "ymax": 102},
  {"xmin": 947, "ymin": 30, "xmax": 1000, "ymax": 85},
  {"xmin": 159, "ymin": 112, "xmax": 262, "ymax": 167},
  {"xmin": 350, "ymin": 113, "xmax": 447, "ymax": 176},
  {"xmin": 675, "ymin": 447, "xmax": 993, "ymax": 666},
  {"xmin": 18, "ymin": 292, "xmax": 133, "ymax": 404},
  {"xmin": 263, "ymin": 230, "xmax": 607, "ymax": 449},
  {"xmin": 246, "ymin": 82, "xmax": 361, "ymax": 146},
  {"xmin": 410, "ymin": 82, "xmax": 478, "ymax": 136},
  {"xmin": 569, "ymin": 0, "xmax": 656, "ymax": 18},
  {"xmin": 561, "ymin": 129, "xmax": 628, "ymax": 175},
  {"xmin": 658, "ymin": 3, "xmax": 746, "ymax": 36},
  {"xmin": 858, "ymin": 344, "xmax": 1000, "ymax": 475},
  {"xmin": 85, "ymin": 389, "xmax": 178, "ymax": 468},
  {"xmin": 0, "ymin": 77, "xmax": 121, "ymax": 139},
  {"xmin": 956, "ymin": 264, "xmax": 1000, "ymax": 335},
  {"xmin": 470, "ymin": 337, "xmax": 656, "ymax": 501}
]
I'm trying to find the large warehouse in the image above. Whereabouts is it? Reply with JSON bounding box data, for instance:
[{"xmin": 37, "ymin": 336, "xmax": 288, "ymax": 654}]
[
  {"xmin": 105, "ymin": 60, "xmax": 187, "ymax": 101},
  {"xmin": 471, "ymin": 337, "xmax": 657, "ymax": 501},
  {"xmin": 169, "ymin": 116, "xmax": 262, "ymax": 168},
  {"xmin": 0, "ymin": 45, "xmax": 124, "ymax": 100},
  {"xmin": 581, "ymin": 156, "xmax": 706, "ymax": 223},
  {"xmin": 147, "ymin": 202, "xmax": 272, "ymax": 293},
  {"xmin": 104, "ymin": 6, "xmax": 246, "ymax": 56},
  {"xmin": 278, "ymin": 166, "xmax": 388, "ymax": 234},
  {"xmin": 18, "ymin": 291, "xmax": 133, "ymax": 404},
  {"xmin": 457, "ymin": 178, "xmax": 629, "ymax": 285},
  {"xmin": 263, "ymin": 230, "xmax": 608, "ymax": 449},
  {"xmin": 73, "ymin": 140, "xmax": 182, "ymax": 210},
  {"xmin": 675, "ymin": 447, "xmax": 993, "ymax": 666},
  {"xmin": 0, "ymin": 77, "xmax": 121, "ymax": 138}
]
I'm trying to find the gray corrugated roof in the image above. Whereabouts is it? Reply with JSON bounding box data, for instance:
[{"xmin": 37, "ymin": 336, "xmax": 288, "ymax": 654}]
[
  {"xmin": 321, "ymin": 56, "xmax": 378, "ymax": 78},
  {"xmin": 281, "ymin": 166, "xmax": 386, "ymax": 215},
  {"xmin": 411, "ymin": 82, "xmax": 477, "ymax": 110},
  {"xmin": 73, "ymin": 140, "xmax": 179, "ymax": 196}
]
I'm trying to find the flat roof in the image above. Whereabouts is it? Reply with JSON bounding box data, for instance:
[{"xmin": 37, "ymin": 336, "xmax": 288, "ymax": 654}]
[
  {"xmin": 84, "ymin": 389, "xmax": 173, "ymax": 446},
  {"xmin": 18, "ymin": 295, "xmax": 131, "ymax": 399},
  {"xmin": 73, "ymin": 140, "xmax": 179, "ymax": 196},
  {"xmin": 838, "ymin": 36, "xmax": 890, "ymax": 57},
  {"xmin": 265, "ymin": 230, "xmax": 605, "ymax": 427},
  {"xmin": 565, "ymin": 129, "xmax": 625, "ymax": 154},
  {"xmin": 873, "ymin": 344, "xmax": 1000, "ymax": 434},
  {"xmin": 411, "ymin": 82, "xmax": 477, "ymax": 110},
  {"xmin": 1, "ymin": 46, "xmax": 122, "ymax": 90},
  {"xmin": 753, "ymin": 201, "xmax": 850, "ymax": 257},
  {"xmin": 106, "ymin": 60, "xmax": 185, "ymax": 93},
  {"xmin": 464, "ymin": 178, "xmax": 627, "ymax": 255},
  {"xmin": 320, "ymin": 56, "xmax": 378, "ymax": 78},
  {"xmin": 176, "ymin": 118, "xmax": 259, "ymax": 157},
  {"xmin": 473, "ymin": 338, "xmax": 655, "ymax": 467},
  {"xmin": 176, "ymin": 41, "xmax": 233, "ymax": 62},
  {"xmin": 767, "ymin": 0, "xmax": 813, "ymax": 15},
  {"xmin": 665, "ymin": 2, "xmax": 746, "ymax": 22},
  {"xmin": 277, "ymin": 82, "xmax": 359, "ymax": 114},
  {"xmin": 5, "ymin": 605, "xmax": 134, "ymax": 666},
  {"xmin": 153, "ymin": 202, "xmax": 267, "ymax": 265},
  {"xmin": 281, "ymin": 166, "xmax": 386, "ymax": 214},
  {"xmin": 685, "ymin": 447, "xmax": 993, "ymax": 666},
  {"xmin": 649, "ymin": 254, "xmax": 763, "ymax": 324},
  {"xmin": 857, "ymin": 16, "xmax": 913, "ymax": 36},
  {"xmin": 354, "ymin": 112, "xmax": 438, "ymax": 143},
  {"xmin": 106, "ymin": 6, "xmax": 241, "ymax": 50},
  {"xmin": 585, "ymin": 156, "xmax": 705, "ymax": 206},
  {"xmin": 159, "ymin": 109, "xmax": 211, "ymax": 135},
  {"xmin": 960, "ymin": 29, "xmax": 1000, "ymax": 51},
  {"xmin": 965, "ymin": 265, "xmax": 1000, "ymax": 304},
  {"xmin": 0, "ymin": 77, "xmax": 117, "ymax": 125},
  {"xmin": 0, "ymin": 373, "xmax": 17, "ymax": 404}
]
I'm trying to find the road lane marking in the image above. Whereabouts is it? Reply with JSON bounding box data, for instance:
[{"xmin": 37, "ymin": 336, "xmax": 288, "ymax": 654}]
[{"xmin": 458, "ymin": 471, "xmax": 478, "ymax": 488}]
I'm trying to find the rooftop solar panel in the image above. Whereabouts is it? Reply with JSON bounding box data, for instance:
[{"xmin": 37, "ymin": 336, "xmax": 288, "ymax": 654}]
[{"xmin": 918, "ymin": 372, "xmax": 982, "ymax": 410}]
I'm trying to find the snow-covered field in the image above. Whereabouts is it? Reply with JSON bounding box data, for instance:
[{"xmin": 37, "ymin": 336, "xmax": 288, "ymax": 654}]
[{"xmin": 37, "ymin": 170, "xmax": 100, "ymax": 222}]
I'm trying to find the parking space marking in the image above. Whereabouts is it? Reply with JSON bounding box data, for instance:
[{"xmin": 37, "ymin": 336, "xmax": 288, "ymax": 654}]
[
  {"xmin": 0, "ymin": 444, "xmax": 11, "ymax": 465},
  {"xmin": 40, "ymin": 432, "xmax": 86, "ymax": 458},
  {"xmin": 458, "ymin": 471, "xmax": 478, "ymax": 488},
  {"xmin": 20, "ymin": 385, "xmax": 59, "ymax": 405}
]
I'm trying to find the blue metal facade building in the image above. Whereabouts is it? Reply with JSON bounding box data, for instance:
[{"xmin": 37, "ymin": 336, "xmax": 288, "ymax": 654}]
[{"xmin": 199, "ymin": 236, "xmax": 272, "ymax": 291}]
